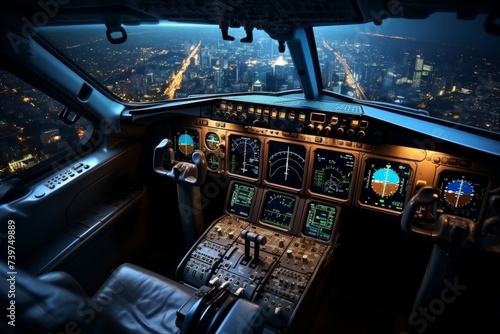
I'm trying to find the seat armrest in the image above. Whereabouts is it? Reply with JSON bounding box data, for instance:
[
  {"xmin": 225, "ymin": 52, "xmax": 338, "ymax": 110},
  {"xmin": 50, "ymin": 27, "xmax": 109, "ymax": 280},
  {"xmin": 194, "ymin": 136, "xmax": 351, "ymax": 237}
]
[{"xmin": 215, "ymin": 298, "xmax": 264, "ymax": 334}]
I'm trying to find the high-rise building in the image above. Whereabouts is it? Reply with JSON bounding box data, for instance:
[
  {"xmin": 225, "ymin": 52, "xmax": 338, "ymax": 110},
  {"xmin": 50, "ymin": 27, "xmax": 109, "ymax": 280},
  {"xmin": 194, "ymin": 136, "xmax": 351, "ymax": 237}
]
[{"xmin": 412, "ymin": 54, "xmax": 424, "ymax": 87}]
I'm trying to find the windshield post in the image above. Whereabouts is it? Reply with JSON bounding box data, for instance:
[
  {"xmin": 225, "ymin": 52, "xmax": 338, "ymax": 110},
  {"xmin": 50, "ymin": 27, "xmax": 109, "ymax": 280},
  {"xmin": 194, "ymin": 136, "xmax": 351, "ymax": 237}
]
[{"xmin": 268, "ymin": 28, "xmax": 320, "ymax": 100}]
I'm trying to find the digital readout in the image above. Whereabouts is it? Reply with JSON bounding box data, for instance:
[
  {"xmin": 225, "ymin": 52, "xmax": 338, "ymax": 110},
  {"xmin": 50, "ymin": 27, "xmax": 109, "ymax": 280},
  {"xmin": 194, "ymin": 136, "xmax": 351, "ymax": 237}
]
[
  {"xmin": 260, "ymin": 191, "xmax": 296, "ymax": 230},
  {"xmin": 303, "ymin": 202, "xmax": 337, "ymax": 241}
]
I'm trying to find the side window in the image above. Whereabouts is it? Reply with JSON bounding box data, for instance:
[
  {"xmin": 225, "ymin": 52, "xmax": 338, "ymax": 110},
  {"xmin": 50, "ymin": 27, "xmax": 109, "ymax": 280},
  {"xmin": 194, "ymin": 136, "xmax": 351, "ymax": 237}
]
[{"xmin": 0, "ymin": 68, "xmax": 92, "ymax": 181}]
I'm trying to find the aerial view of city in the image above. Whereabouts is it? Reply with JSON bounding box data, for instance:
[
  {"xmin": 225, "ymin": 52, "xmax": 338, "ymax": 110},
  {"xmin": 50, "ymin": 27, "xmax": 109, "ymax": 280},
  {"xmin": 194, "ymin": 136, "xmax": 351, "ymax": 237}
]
[{"xmin": 1, "ymin": 21, "xmax": 499, "ymax": 179}]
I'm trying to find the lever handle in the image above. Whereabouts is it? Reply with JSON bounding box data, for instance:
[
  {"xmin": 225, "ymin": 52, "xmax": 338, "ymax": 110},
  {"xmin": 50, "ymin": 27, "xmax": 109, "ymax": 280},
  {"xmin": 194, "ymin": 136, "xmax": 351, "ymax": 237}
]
[
  {"xmin": 153, "ymin": 139, "xmax": 207, "ymax": 186},
  {"xmin": 479, "ymin": 194, "xmax": 500, "ymax": 253},
  {"xmin": 401, "ymin": 186, "xmax": 443, "ymax": 239}
]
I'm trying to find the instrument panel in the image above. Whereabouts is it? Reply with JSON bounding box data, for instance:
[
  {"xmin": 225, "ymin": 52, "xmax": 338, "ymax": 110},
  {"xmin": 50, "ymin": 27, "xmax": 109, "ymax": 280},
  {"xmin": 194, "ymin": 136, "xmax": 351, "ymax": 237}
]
[{"xmin": 167, "ymin": 109, "xmax": 495, "ymax": 237}]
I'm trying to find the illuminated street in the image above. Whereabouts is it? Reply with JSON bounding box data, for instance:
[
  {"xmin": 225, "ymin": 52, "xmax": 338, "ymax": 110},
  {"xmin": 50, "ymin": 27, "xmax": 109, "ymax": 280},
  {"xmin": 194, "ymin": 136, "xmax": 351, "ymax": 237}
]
[
  {"xmin": 322, "ymin": 39, "xmax": 367, "ymax": 100},
  {"xmin": 164, "ymin": 41, "xmax": 202, "ymax": 99}
]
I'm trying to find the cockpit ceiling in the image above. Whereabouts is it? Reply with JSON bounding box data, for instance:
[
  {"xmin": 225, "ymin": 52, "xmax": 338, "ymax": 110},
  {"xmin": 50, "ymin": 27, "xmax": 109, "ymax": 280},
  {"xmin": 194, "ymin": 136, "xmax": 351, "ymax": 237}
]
[{"xmin": 1, "ymin": 0, "xmax": 496, "ymax": 33}]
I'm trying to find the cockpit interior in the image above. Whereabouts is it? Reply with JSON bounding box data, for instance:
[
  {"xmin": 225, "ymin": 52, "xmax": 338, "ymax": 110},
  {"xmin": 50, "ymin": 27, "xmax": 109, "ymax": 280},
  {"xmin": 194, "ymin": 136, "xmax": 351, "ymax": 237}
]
[{"xmin": 0, "ymin": 1, "xmax": 499, "ymax": 333}]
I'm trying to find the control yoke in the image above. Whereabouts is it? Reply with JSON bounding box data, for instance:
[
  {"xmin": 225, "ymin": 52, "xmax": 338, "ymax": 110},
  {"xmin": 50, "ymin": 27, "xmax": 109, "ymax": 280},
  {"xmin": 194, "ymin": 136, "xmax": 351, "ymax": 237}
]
[
  {"xmin": 153, "ymin": 138, "xmax": 207, "ymax": 186},
  {"xmin": 401, "ymin": 185, "xmax": 476, "ymax": 250},
  {"xmin": 479, "ymin": 188, "xmax": 500, "ymax": 253},
  {"xmin": 153, "ymin": 138, "xmax": 207, "ymax": 247}
]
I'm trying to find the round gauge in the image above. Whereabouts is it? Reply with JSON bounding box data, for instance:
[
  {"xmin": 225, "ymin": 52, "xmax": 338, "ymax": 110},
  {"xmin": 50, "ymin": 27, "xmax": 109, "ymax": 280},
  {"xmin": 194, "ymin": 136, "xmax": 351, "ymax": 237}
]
[
  {"xmin": 228, "ymin": 134, "xmax": 261, "ymax": 179},
  {"xmin": 173, "ymin": 128, "xmax": 199, "ymax": 161},
  {"xmin": 310, "ymin": 149, "xmax": 355, "ymax": 200},
  {"xmin": 371, "ymin": 168, "xmax": 400, "ymax": 197},
  {"xmin": 260, "ymin": 191, "xmax": 296, "ymax": 230},
  {"xmin": 443, "ymin": 179, "xmax": 474, "ymax": 207},
  {"xmin": 437, "ymin": 170, "xmax": 488, "ymax": 221},
  {"xmin": 267, "ymin": 141, "xmax": 306, "ymax": 189},
  {"xmin": 206, "ymin": 153, "xmax": 219, "ymax": 171},
  {"xmin": 178, "ymin": 133, "xmax": 195, "ymax": 156},
  {"xmin": 359, "ymin": 158, "xmax": 413, "ymax": 212},
  {"xmin": 205, "ymin": 132, "xmax": 220, "ymax": 150}
]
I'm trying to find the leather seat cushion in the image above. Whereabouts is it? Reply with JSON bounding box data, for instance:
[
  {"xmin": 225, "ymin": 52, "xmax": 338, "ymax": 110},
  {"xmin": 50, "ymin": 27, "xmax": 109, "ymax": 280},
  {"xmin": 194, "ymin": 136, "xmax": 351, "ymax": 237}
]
[{"xmin": 91, "ymin": 262, "xmax": 195, "ymax": 333}]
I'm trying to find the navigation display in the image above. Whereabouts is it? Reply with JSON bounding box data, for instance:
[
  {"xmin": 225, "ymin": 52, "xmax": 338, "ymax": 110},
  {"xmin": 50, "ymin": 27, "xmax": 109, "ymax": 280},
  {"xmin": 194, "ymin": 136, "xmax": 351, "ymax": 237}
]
[
  {"xmin": 310, "ymin": 149, "xmax": 355, "ymax": 200},
  {"xmin": 260, "ymin": 190, "xmax": 296, "ymax": 230},
  {"xmin": 437, "ymin": 170, "xmax": 488, "ymax": 221},
  {"xmin": 359, "ymin": 158, "xmax": 413, "ymax": 212},
  {"xmin": 227, "ymin": 182, "xmax": 255, "ymax": 218},
  {"xmin": 302, "ymin": 201, "xmax": 338, "ymax": 241},
  {"xmin": 266, "ymin": 141, "xmax": 306, "ymax": 189},
  {"xmin": 172, "ymin": 128, "xmax": 200, "ymax": 162},
  {"xmin": 228, "ymin": 134, "xmax": 261, "ymax": 179}
]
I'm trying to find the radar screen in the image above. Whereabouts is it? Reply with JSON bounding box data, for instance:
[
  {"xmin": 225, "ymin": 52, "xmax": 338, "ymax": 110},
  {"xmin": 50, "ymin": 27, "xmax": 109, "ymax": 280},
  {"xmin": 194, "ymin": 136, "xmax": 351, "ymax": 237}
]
[
  {"xmin": 302, "ymin": 201, "xmax": 339, "ymax": 241},
  {"xmin": 437, "ymin": 170, "xmax": 488, "ymax": 221},
  {"xmin": 310, "ymin": 149, "xmax": 355, "ymax": 200},
  {"xmin": 359, "ymin": 157, "xmax": 413, "ymax": 213},
  {"xmin": 266, "ymin": 141, "xmax": 306, "ymax": 190},
  {"xmin": 227, "ymin": 182, "xmax": 255, "ymax": 218},
  {"xmin": 228, "ymin": 134, "xmax": 261, "ymax": 179},
  {"xmin": 173, "ymin": 128, "xmax": 200, "ymax": 162},
  {"xmin": 260, "ymin": 190, "xmax": 297, "ymax": 230}
]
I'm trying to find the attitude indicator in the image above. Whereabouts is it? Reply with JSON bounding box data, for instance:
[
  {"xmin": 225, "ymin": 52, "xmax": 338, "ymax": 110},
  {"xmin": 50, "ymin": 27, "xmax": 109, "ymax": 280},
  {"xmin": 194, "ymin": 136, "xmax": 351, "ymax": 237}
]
[
  {"xmin": 360, "ymin": 158, "xmax": 413, "ymax": 212},
  {"xmin": 437, "ymin": 170, "xmax": 488, "ymax": 221},
  {"xmin": 173, "ymin": 128, "xmax": 199, "ymax": 161},
  {"xmin": 205, "ymin": 132, "xmax": 220, "ymax": 151}
]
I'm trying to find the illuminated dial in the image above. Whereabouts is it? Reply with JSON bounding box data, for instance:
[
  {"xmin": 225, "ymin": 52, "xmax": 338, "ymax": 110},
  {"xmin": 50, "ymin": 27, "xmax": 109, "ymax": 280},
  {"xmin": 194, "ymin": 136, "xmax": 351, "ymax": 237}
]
[
  {"xmin": 437, "ymin": 170, "xmax": 488, "ymax": 221},
  {"xmin": 260, "ymin": 191, "xmax": 296, "ymax": 230},
  {"xmin": 205, "ymin": 132, "xmax": 220, "ymax": 151},
  {"xmin": 228, "ymin": 135, "xmax": 260, "ymax": 179},
  {"xmin": 443, "ymin": 179, "xmax": 474, "ymax": 207},
  {"xmin": 360, "ymin": 158, "xmax": 413, "ymax": 212},
  {"xmin": 173, "ymin": 128, "xmax": 199, "ymax": 161},
  {"xmin": 267, "ymin": 141, "xmax": 306, "ymax": 189},
  {"xmin": 371, "ymin": 168, "xmax": 400, "ymax": 197},
  {"xmin": 310, "ymin": 149, "xmax": 355, "ymax": 200},
  {"xmin": 206, "ymin": 153, "xmax": 219, "ymax": 170},
  {"xmin": 178, "ymin": 133, "xmax": 194, "ymax": 155}
]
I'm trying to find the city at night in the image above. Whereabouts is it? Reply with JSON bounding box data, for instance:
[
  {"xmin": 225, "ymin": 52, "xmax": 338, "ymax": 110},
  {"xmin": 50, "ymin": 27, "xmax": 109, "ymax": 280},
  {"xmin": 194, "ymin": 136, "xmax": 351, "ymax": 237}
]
[{"xmin": 1, "ymin": 2, "xmax": 500, "ymax": 333}]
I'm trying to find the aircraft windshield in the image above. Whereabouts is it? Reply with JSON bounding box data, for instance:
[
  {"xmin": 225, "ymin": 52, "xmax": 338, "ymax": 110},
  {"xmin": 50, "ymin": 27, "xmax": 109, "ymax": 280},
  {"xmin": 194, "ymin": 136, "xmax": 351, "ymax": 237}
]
[
  {"xmin": 39, "ymin": 24, "xmax": 298, "ymax": 101},
  {"xmin": 315, "ymin": 13, "xmax": 500, "ymax": 134},
  {"xmin": 38, "ymin": 13, "xmax": 500, "ymax": 134}
]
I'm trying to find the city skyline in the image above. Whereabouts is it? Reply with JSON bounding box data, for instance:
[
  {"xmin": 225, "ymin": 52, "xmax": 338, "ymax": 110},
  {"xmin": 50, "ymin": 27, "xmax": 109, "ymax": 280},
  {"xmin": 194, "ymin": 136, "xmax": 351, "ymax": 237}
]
[{"xmin": 1, "ymin": 23, "xmax": 499, "ymax": 178}]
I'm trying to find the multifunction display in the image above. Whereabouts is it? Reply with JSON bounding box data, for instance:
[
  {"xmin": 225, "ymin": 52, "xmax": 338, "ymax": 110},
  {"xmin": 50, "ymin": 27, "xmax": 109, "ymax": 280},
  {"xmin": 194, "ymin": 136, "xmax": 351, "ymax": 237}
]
[
  {"xmin": 310, "ymin": 149, "xmax": 355, "ymax": 200},
  {"xmin": 227, "ymin": 182, "xmax": 255, "ymax": 218},
  {"xmin": 266, "ymin": 141, "xmax": 306, "ymax": 189},
  {"xmin": 302, "ymin": 201, "xmax": 338, "ymax": 241},
  {"xmin": 228, "ymin": 134, "xmax": 261, "ymax": 179},
  {"xmin": 359, "ymin": 158, "xmax": 413, "ymax": 213},
  {"xmin": 260, "ymin": 190, "xmax": 297, "ymax": 230},
  {"xmin": 173, "ymin": 127, "xmax": 199, "ymax": 162},
  {"xmin": 437, "ymin": 170, "xmax": 488, "ymax": 221}
]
